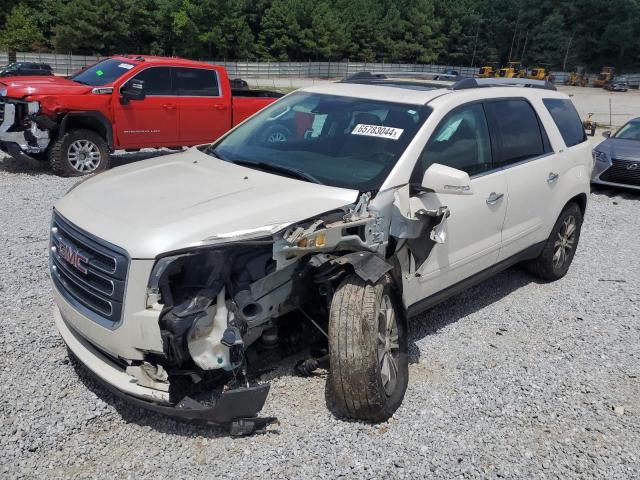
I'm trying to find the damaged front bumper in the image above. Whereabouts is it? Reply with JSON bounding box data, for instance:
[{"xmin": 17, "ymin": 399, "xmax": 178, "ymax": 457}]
[
  {"xmin": 0, "ymin": 98, "xmax": 50, "ymax": 158},
  {"xmin": 55, "ymin": 306, "xmax": 274, "ymax": 435}
]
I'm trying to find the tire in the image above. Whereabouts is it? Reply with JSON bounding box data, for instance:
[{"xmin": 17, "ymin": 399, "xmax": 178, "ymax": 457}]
[
  {"xmin": 259, "ymin": 124, "xmax": 292, "ymax": 144},
  {"xmin": 328, "ymin": 274, "xmax": 408, "ymax": 422},
  {"xmin": 49, "ymin": 129, "xmax": 110, "ymax": 177},
  {"xmin": 526, "ymin": 202, "xmax": 583, "ymax": 281}
]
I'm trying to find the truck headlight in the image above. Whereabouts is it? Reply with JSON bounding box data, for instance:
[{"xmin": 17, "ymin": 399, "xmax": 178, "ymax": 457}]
[{"xmin": 0, "ymin": 87, "xmax": 7, "ymax": 97}]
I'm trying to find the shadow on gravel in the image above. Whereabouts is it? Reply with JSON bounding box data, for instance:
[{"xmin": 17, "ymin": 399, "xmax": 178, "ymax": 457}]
[
  {"xmin": 591, "ymin": 184, "xmax": 640, "ymax": 200},
  {"xmin": 406, "ymin": 267, "xmax": 540, "ymax": 364},
  {"xmin": 0, "ymin": 149, "xmax": 179, "ymax": 176},
  {"xmin": 0, "ymin": 155, "xmax": 54, "ymax": 176}
]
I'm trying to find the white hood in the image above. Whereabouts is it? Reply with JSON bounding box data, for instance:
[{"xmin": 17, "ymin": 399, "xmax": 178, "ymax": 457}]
[{"xmin": 55, "ymin": 148, "xmax": 359, "ymax": 258}]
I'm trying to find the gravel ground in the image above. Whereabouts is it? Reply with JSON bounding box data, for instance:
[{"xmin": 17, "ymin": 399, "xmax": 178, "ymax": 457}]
[{"xmin": 1, "ymin": 150, "xmax": 639, "ymax": 479}]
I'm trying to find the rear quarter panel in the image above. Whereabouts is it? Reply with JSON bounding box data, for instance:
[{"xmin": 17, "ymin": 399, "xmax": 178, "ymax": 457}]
[{"xmin": 531, "ymin": 95, "xmax": 591, "ymax": 237}]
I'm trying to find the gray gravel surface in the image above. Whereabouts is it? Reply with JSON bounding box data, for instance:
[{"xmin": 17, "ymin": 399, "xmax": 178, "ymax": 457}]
[{"xmin": 1, "ymin": 153, "xmax": 639, "ymax": 479}]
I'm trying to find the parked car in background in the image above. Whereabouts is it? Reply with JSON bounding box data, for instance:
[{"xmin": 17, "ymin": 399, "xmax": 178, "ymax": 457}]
[
  {"xmin": 50, "ymin": 75, "xmax": 591, "ymax": 432},
  {"xmin": 604, "ymin": 77, "xmax": 629, "ymax": 92},
  {"xmin": 0, "ymin": 55, "xmax": 282, "ymax": 176},
  {"xmin": 0, "ymin": 62, "xmax": 53, "ymax": 77},
  {"xmin": 592, "ymin": 118, "xmax": 640, "ymax": 190}
]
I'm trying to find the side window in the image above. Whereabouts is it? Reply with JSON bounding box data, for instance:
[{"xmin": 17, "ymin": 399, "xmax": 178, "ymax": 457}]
[
  {"xmin": 126, "ymin": 67, "xmax": 173, "ymax": 96},
  {"xmin": 542, "ymin": 98, "xmax": 587, "ymax": 147},
  {"xmin": 414, "ymin": 103, "xmax": 493, "ymax": 179},
  {"xmin": 175, "ymin": 68, "xmax": 219, "ymax": 96},
  {"xmin": 488, "ymin": 100, "xmax": 547, "ymax": 166}
]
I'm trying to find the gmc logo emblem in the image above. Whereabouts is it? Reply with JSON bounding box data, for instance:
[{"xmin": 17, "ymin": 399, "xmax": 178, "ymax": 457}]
[{"xmin": 58, "ymin": 240, "xmax": 88, "ymax": 274}]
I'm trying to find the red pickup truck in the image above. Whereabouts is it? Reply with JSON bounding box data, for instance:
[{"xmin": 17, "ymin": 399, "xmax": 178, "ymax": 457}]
[{"xmin": 0, "ymin": 55, "xmax": 282, "ymax": 176}]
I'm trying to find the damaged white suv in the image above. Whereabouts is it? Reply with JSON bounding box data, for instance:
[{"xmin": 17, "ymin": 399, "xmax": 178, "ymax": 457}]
[{"xmin": 51, "ymin": 74, "xmax": 591, "ymax": 433}]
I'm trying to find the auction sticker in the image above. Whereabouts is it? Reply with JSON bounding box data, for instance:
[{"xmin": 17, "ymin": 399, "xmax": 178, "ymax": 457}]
[{"xmin": 352, "ymin": 124, "xmax": 404, "ymax": 140}]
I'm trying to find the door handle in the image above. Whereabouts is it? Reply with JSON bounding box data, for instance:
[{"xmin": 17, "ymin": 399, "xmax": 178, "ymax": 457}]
[
  {"xmin": 214, "ymin": 104, "xmax": 228, "ymax": 110},
  {"xmin": 486, "ymin": 192, "xmax": 504, "ymax": 205},
  {"xmin": 547, "ymin": 172, "xmax": 560, "ymax": 183},
  {"xmin": 162, "ymin": 104, "xmax": 176, "ymax": 111}
]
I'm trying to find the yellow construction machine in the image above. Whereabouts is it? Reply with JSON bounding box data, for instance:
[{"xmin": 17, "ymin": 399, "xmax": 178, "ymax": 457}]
[
  {"xmin": 478, "ymin": 63, "xmax": 497, "ymax": 78},
  {"xmin": 496, "ymin": 62, "xmax": 526, "ymax": 78},
  {"xmin": 565, "ymin": 66, "xmax": 588, "ymax": 87},
  {"xmin": 527, "ymin": 65, "xmax": 554, "ymax": 82},
  {"xmin": 594, "ymin": 67, "xmax": 615, "ymax": 88}
]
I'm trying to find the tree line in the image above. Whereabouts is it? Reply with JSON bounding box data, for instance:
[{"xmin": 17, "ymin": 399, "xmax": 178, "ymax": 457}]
[{"xmin": 1, "ymin": 0, "xmax": 639, "ymax": 71}]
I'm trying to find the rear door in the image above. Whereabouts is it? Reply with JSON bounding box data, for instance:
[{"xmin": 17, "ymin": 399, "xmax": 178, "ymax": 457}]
[
  {"xmin": 404, "ymin": 102, "xmax": 508, "ymax": 305},
  {"xmin": 484, "ymin": 99, "xmax": 559, "ymax": 260},
  {"xmin": 113, "ymin": 66, "xmax": 181, "ymax": 148},
  {"xmin": 175, "ymin": 67, "xmax": 232, "ymax": 144}
]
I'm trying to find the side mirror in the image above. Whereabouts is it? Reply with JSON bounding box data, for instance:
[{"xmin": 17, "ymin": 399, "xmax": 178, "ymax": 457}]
[
  {"xmin": 602, "ymin": 131, "xmax": 611, "ymax": 138},
  {"xmin": 421, "ymin": 163, "xmax": 473, "ymax": 195},
  {"xmin": 120, "ymin": 79, "xmax": 146, "ymax": 104}
]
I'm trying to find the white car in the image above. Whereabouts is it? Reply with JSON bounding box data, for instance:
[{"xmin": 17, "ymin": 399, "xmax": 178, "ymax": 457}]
[{"xmin": 50, "ymin": 75, "xmax": 591, "ymax": 433}]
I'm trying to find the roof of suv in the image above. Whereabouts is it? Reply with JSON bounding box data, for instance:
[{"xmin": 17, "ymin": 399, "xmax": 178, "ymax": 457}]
[{"xmin": 301, "ymin": 79, "xmax": 567, "ymax": 106}]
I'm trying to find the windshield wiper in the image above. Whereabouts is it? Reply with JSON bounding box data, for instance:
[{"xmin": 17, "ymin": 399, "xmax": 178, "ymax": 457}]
[{"xmin": 230, "ymin": 159, "xmax": 322, "ymax": 184}]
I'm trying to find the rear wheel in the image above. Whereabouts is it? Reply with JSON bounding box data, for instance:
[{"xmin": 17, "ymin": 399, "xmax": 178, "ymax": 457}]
[
  {"xmin": 526, "ymin": 203, "xmax": 583, "ymax": 281},
  {"xmin": 49, "ymin": 129, "xmax": 110, "ymax": 177},
  {"xmin": 328, "ymin": 274, "xmax": 408, "ymax": 422}
]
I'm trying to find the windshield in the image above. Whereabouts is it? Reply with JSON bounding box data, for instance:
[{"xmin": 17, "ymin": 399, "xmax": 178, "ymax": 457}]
[
  {"xmin": 614, "ymin": 121, "xmax": 640, "ymax": 141},
  {"xmin": 211, "ymin": 92, "xmax": 430, "ymax": 191},
  {"xmin": 70, "ymin": 59, "xmax": 136, "ymax": 86}
]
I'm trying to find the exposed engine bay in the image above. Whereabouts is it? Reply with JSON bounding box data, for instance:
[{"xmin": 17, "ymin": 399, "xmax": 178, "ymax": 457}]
[{"xmin": 127, "ymin": 191, "xmax": 447, "ymax": 435}]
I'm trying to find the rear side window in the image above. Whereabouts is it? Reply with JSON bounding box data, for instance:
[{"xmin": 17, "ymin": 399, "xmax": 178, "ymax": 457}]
[
  {"xmin": 543, "ymin": 98, "xmax": 587, "ymax": 147},
  {"xmin": 415, "ymin": 103, "xmax": 493, "ymax": 178},
  {"xmin": 488, "ymin": 99, "xmax": 547, "ymax": 166},
  {"xmin": 126, "ymin": 67, "xmax": 173, "ymax": 95},
  {"xmin": 175, "ymin": 68, "xmax": 219, "ymax": 96}
]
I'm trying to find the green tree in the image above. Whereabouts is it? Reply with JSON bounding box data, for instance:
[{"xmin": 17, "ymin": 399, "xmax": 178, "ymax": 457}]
[
  {"xmin": 0, "ymin": 4, "xmax": 46, "ymax": 52},
  {"xmin": 256, "ymin": 0, "xmax": 300, "ymax": 60},
  {"xmin": 54, "ymin": 0, "xmax": 131, "ymax": 54}
]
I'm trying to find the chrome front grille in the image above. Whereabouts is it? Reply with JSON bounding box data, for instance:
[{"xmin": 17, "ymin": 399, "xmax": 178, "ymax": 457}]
[
  {"xmin": 600, "ymin": 158, "xmax": 640, "ymax": 186},
  {"xmin": 50, "ymin": 211, "xmax": 129, "ymax": 326}
]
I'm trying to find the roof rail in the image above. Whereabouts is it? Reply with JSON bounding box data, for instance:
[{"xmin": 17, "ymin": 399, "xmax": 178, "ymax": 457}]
[
  {"xmin": 342, "ymin": 71, "xmax": 460, "ymax": 82},
  {"xmin": 452, "ymin": 77, "xmax": 556, "ymax": 91}
]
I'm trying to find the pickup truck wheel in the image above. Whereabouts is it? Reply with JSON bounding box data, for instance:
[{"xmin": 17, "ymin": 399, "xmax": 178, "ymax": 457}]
[
  {"xmin": 328, "ymin": 274, "xmax": 408, "ymax": 422},
  {"xmin": 49, "ymin": 129, "xmax": 110, "ymax": 177},
  {"xmin": 260, "ymin": 125, "xmax": 292, "ymax": 144},
  {"xmin": 526, "ymin": 202, "xmax": 583, "ymax": 281}
]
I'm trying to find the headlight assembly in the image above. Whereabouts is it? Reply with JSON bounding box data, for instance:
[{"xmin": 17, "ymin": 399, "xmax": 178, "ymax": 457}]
[{"xmin": 593, "ymin": 150, "xmax": 610, "ymax": 164}]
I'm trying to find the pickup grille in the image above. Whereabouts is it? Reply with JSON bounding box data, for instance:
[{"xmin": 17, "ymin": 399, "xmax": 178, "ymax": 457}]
[
  {"xmin": 0, "ymin": 102, "xmax": 5, "ymax": 123},
  {"xmin": 600, "ymin": 158, "xmax": 640, "ymax": 187},
  {"xmin": 50, "ymin": 211, "xmax": 129, "ymax": 326}
]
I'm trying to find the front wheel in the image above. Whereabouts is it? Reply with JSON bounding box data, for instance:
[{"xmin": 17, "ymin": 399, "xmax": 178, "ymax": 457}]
[
  {"xmin": 526, "ymin": 202, "xmax": 583, "ymax": 281},
  {"xmin": 328, "ymin": 274, "xmax": 408, "ymax": 422},
  {"xmin": 49, "ymin": 129, "xmax": 110, "ymax": 177}
]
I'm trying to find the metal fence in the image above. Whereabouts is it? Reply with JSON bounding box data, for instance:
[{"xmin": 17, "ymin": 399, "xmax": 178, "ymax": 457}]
[{"xmin": 2, "ymin": 51, "xmax": 640, "ymax": 87}]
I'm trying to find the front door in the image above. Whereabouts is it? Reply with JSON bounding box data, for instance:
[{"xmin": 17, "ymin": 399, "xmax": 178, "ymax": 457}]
[
  {"xmin": 403, "ymin": 103, "xmax": 508, "ymax": 307},
  {"xmin": 174, "ymin": 67, "xmax": 232, "ymax": 145},
  {"xmin": 113, "ymin": 66, "xmax": 180, "ymax": 148}
]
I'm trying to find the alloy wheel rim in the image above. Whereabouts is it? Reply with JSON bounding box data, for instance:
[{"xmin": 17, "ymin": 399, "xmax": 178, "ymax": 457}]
[
  {"xmin": 377, "ymin": 294, "xmax": 400, "ymax": 396},
  {"xmin": 553, "ymin": 215, "xmax": 576, "ymax": 268},
  {"xmin": 67, "ymin": 140, "xmax": 101, "ymax": 173},
  {"xmin": 267, "ymin": 131, "xmax": 287, "ymax": 143}
]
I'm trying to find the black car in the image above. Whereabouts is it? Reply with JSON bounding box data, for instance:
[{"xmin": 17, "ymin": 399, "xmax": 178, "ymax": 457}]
[{"xmin": 0, "ymin": 62, "xmax": 53, "ymax": 77}]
